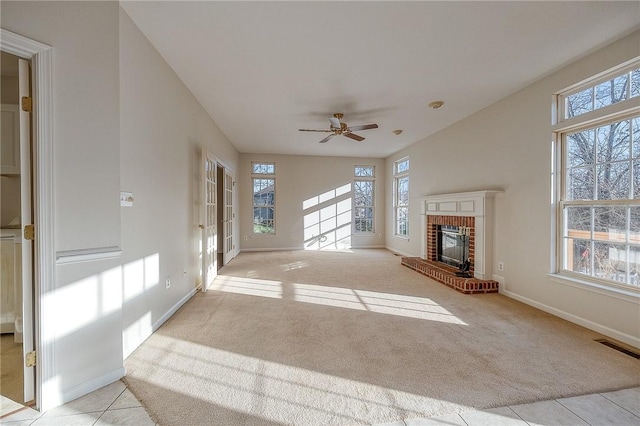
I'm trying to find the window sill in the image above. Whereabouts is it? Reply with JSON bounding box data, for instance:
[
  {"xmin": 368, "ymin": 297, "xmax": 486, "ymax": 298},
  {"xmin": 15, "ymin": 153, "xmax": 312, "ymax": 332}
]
[
  {"xmin": 548, "ymin": 273, "xmax": 640, "ymax": 303},
  {"xmin": 394, "ymin": 235, "xmax": 409, "ymax": 241}
]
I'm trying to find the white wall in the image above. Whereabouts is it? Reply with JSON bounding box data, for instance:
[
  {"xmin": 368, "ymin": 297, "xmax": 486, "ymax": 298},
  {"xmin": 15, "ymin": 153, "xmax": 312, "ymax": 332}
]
[
  {"xmin": 118, "ymin": 8, "xmax": 239, "ymax": 358},
  {"xmin": 386, "ymin": 30, "xmax": 640, "ymax": 347},
  {"xmin": 1, "ymin": 1, "xmax": 240, "ymax": 409},
  {"xmin": 2, "ymin": 0, "xmax": 124, "ymax": 405},
  {"xmin": 239, "ymin": 154, "xmax": 385, "ymax": 251}
]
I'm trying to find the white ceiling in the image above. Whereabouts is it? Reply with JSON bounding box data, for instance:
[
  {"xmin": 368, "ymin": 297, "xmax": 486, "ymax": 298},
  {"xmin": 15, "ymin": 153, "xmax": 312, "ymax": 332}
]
[{"xmin": 121, "ymin": 1, "xmax": 640, "ymax": 159}]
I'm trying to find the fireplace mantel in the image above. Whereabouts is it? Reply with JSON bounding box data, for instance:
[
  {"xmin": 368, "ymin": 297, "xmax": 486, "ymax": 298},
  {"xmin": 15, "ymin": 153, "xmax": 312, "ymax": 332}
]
[{"xmin": 420, "ymin": 190, "xmax": 503, "ymax": 280}]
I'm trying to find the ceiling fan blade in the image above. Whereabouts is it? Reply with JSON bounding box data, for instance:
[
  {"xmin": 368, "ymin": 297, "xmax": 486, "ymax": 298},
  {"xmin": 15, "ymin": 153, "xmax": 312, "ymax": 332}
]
[
  {"xmin": 299, "ymin": 129, "xmax": 333, "ymax": 132},
  {"xmin": 319, "ymin": 134, "xmax": 335, "ymax": 144},
  {"xmin": 348, "ymin": 123, "xmax": 378, "ymax": 132},
  {"xmin": 328, "ymin": 117, "xmax": 341, "ymax": 128},
  {"xmin": 344, "ymin": 133, "xmax": 365, "ymax": 142}
]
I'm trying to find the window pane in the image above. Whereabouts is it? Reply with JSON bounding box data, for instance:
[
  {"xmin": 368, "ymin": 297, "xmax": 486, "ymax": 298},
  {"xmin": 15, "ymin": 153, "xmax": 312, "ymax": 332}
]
[
  {"xmin": 631, "ymin": 68, "xmax": 640, "ymax": 98},
  {"xmin": 566, "ymin": 87, "xmax": 593, "ymax": 118},
  {"xmin": 595, "ymin": 80, "xmax": 613, "ymax": 109},
  {"xmin": 634, "ymin": 160, "xmax": 640, "ymax": 199},
  {"xmin": 593, "ymin": 241, "xmax": 627, "ymax": 282},
  {"xmin": 395, "ymin": 159, "xmax": 409, "ymax": 174},
  {"xmin": 629, "ymin": 245, "xmax": 640, "ymax": 285},
  {"xmin": 633, "ymin": 118, "xmax": 640, "ymax": 158},
  {"xmin": 631, "ymin": 206, "xmax": 640, "ymax": 244},
  {"xmin": 629, "ymin": 214, "xmax": 640, "ymax": 283},
  {"xmin": 397, "ymin": 177, "xmax": 409, "ymax": 205},
  {"xmin": 253, "ymin": 207, "xmax": 274, "ymax": 233},
  {"xmin": 354, "ymin": 181, "xmax": 373, "ymax": 206},
  {"xmin": 567, "ymin": 129, "xmax": 595, "ymax": 167},
  {"xmin": 596, "ymin": 161, "xmax": 630, "ymax": 200},
  {"xmin": 253, "ymin": 163, "xmax": 275, "ymax": 174},
  {"xmin": 354, "ymin": 166, "xmax": 374, "ymax": 177},
  {"xmin": 565, "ymin": 206, "xmax": 591, "ymax": 238},
  {"xmin": 567, "ymin": 167, "xmax": 594, "ymax": 200},
  {"xmin": 593, "ymin": 206, "xmax": 626, "ymax": 242},
  {"xmin": 564, "ymin": 238, "xmax": 591, "ymax": 274},
  {"xmin": 595, "ymin": 75, "xmax": 628, "ymax": 109},
  {"xmin": 596, "ymin": 120, "xmax": 630, "ymax": 163}
]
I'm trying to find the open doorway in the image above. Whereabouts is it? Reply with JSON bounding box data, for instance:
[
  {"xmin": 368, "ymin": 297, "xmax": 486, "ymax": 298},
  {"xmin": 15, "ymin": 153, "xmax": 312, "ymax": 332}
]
[{"xmin": 0, "ymin": 51, "xmax": 34, "ymax": 406}]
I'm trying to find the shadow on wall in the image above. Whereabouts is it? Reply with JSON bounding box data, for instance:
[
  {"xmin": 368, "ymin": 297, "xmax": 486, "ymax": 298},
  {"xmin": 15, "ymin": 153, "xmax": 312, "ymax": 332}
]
[{"xmin": 303, "ymin": 183, "xmax": 352, "ymax": 250}]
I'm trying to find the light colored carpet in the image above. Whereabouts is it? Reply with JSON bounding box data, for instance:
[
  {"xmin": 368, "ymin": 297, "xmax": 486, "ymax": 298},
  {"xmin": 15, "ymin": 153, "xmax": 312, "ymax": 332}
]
[{"xmin": 124, "ymin": 249, "xmax": 640, "ymax": 425}]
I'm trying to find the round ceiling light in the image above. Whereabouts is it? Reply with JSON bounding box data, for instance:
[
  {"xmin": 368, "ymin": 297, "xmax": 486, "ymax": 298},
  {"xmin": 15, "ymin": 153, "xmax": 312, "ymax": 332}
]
[{"xmin": 428, "ymin": 100, "xmax": 445, "ymax": 109}]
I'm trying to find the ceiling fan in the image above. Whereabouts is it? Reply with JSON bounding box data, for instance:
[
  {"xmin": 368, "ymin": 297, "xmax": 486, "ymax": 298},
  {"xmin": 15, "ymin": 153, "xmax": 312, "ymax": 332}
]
[{"xmin": 299, "ymin": 113, "xmax": 378, "ymax": 143}]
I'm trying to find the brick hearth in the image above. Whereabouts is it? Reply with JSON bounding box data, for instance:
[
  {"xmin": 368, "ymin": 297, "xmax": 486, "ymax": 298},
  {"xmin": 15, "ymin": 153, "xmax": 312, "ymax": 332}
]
[{"xmin": 401, "ymin": 257, "xmax": 499, "ymax": 294}]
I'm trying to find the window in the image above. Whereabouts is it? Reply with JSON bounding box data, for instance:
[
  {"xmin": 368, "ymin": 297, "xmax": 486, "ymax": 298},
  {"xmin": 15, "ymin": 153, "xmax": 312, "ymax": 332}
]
[
  {"xmin": 562, "ymin": 65, "xmax": 640, "ymax": 120},
  {"xmin": 394, "ymin": 157, "xmax": 409, "ymax": 237},
  {"xmin": 354, "ymin": 166, "xmax": 375, "ymax": 233},
  {"xmin": 556, "ymin": 60, "xmax": 640, "ymax": 291},
  {"xmin": 252, "ymin": 162, "xmax": 275, "ymax": 234}
]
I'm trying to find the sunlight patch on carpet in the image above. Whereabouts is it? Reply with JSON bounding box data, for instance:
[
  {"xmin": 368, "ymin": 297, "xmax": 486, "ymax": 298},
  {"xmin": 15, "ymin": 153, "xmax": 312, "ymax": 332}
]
[
  {"xmin": 133, "ymin": 335, "xmax": 470, "ymax": 424},
  {"xmin": 293, "ymin": 283, "xmax": 467, "ymax": 325},
  {"xmin": 210, "ymin": 276, "xmax": 283, "ymax": 299}
]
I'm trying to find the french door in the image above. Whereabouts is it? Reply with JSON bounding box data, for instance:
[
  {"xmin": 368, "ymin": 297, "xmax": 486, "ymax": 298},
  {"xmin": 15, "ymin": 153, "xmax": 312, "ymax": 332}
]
[{"xmin": 201, "ymin": 148, "xmax": 217, "ymax": 292}]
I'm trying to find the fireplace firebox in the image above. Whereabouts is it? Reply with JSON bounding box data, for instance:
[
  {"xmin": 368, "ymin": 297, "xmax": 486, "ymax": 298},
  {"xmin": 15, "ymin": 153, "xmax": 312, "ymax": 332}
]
[{"xmin": 437, "ymin": 225, "xmax": 470, "ymax": 269}]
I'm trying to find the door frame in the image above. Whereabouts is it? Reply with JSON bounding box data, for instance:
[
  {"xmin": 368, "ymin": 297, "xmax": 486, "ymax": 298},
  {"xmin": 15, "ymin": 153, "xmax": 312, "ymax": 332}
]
[{"xmin": 1, "ymin": 29, "xmax": 55, "ymax": 412}]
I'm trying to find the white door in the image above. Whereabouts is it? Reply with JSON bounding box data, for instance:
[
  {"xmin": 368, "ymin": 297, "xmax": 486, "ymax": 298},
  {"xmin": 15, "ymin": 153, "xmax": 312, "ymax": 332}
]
[
  {"xmin": 19, "ymin": 58, "xmax": 34, "ymax": 403},
  {"xmin": 201, "ymin": 148, "xmax": 217, "ymax": 292},
  {"xmin": 223, "ymin": 169, "xmax": 235, "ymax": 264}
]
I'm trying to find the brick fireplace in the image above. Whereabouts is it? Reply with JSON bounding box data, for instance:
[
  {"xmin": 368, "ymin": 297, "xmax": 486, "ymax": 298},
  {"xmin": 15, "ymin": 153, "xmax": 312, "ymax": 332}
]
[{"xmin": 401, "ymin": 190, "xmax": 502, "ymax": 294}]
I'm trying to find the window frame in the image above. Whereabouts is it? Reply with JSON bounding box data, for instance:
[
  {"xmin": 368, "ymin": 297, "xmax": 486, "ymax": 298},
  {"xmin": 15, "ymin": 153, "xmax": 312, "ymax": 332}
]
[
  {"xmin": 353, "ymin": 165, "xmax": 375, "ymax": 234},
  {"xmin": 251, "ymin": 162, "xmax": 276, "ymax": 235},
  {"xmin": 393, "ymin": 157, "xmax": 410, "ymax": 238},
  {"xmin": 553, "ymin": 59, "xmax": 640, "ymax": 295},
  {"xmin": 558, "ymin": 61, "xmax": 640, "ymax": 123}
]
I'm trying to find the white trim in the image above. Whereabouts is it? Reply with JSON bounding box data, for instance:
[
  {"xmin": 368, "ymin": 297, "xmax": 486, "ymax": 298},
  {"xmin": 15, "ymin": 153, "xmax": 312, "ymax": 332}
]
[
  {"xmin": 350, "ymin": 245, "xmax": 386, "ymax": 249},
  {"xmin": 152, "ymin": 288, "xmax": 197, "ymax": 332},
  {"xmin": 384, "ymin": 246, "xmax": 415, "ymax": 258},
  {"xmin": 56, "ymin": 246, "xmax": 122, "ymax": 264},
  {"xmin": 501, "ymin": 289, "xmax": 640, "ymax": 349},
  {"xmin": 1, "ymin": 28, "xmax": 55, "ymax": 412},
  {"xmin": 240, "ymin": 247, "xmax": 302, "ymax": 253},
  {"xmin": 60, "ymin": 367, "xmax": 125, "ymax": 407}
]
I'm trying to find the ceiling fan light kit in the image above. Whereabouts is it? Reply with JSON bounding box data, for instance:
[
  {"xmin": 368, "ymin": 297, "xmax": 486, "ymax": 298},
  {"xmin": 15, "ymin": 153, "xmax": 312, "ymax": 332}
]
[{"xmin": 299, "ymin": 113, "xmax": 379, "ymax": 143}]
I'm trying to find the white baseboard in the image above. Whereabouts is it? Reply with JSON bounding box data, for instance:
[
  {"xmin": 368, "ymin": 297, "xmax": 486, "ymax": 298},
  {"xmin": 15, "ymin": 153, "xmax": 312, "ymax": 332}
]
[
  {"xmin": 240, "ymin": 247, "xmax": 302, "ymax": 253},
  {"xmin": 60, "ymin": 367, "xmax": 125, "ymax": 407},
  {"xmin": 153, "ymin": 288, "xmax": 197, "ymax": 333},
  {"xmin": 501, "ymin": 289, "xmax": 640, "ymax": 349},
  {"xmin": 384, "ymin": 246, "xmax": 415, "ymax": 258}
]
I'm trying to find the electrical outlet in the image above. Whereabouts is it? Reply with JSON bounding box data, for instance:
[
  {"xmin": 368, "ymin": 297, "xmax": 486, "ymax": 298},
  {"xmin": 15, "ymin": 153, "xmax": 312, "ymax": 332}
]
[
  {"xmin": 498, "ymin": 262, "xmax": 504, "ymax": 272},
  {"xmin": 165, "ymin": 276, "xmax": 171, "ymax": 289},
  {"xmin": 244, "ymin": 235, "xmax": 248, "ymax": 241}
]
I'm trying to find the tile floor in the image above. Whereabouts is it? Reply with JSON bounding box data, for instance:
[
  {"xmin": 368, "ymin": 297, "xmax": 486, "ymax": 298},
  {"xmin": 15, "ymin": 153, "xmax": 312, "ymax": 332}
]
[
  {"xmin": 0, "ymin": 381, "xmax": 155, "ymax": 426},
  {"xmin": 1, "ymin": 382, "xmax": 638, "ymax": 425},
  {"xmin": 378, "ymin": 387, "xmax": 640, "ymax": 426}
]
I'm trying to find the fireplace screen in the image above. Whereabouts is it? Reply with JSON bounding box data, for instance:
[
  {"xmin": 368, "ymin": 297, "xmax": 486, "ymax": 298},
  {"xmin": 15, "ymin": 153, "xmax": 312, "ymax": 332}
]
[{"xmin": 437, "ymin": 225, "xmax": 470, "ymax": 268}]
